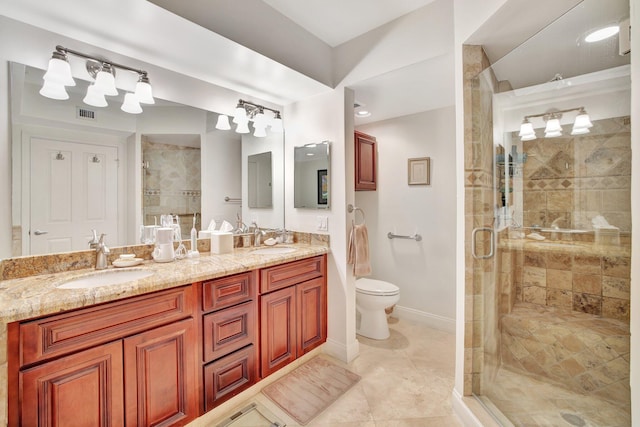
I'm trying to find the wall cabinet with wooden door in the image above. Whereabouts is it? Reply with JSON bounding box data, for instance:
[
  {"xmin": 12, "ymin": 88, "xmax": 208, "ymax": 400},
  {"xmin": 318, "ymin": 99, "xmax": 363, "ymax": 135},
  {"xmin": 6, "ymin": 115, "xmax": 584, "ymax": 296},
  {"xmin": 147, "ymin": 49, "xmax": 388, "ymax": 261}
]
[
  {"xmin": 355, "ymin": 131, "xmax": 377, "ymax": 191},
  {"xmin": 259, "ymin": 255, "xmax": 327, "ymax": 377},
  {"xmin": 10, "ymin": 285, "xmax": 197, "ymax": 427}
]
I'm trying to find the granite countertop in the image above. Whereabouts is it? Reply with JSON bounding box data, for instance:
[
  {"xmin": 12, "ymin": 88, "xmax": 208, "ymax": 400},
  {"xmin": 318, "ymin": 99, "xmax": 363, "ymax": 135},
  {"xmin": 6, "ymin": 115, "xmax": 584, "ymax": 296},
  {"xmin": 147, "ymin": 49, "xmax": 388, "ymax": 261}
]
[{"xmin": 0, "ymin": 244, "xmax": 329, "ymax": 324}]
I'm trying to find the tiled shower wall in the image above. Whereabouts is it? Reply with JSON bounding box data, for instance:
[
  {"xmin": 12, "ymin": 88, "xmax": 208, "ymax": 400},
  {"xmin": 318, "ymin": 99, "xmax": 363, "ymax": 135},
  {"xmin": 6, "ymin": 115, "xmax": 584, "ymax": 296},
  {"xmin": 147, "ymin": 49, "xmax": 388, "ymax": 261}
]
[
  {"xmin": 463, "ymin": 45, "xmax": 497, "ymax": 396},
  {"xmin": 521, "ymin": 117, "xmax": 631, "ymax": 231},
  {"xmin": 142, "ymin": 138, "xmax": 202, "ymax": 235}
]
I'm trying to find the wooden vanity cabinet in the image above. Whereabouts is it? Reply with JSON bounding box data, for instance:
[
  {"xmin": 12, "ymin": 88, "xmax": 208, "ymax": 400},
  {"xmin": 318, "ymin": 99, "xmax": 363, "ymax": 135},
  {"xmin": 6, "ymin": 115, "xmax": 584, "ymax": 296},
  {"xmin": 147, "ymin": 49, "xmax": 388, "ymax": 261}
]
[
  {"xmin": 11, "ymin": 286, "xmax": 198, "ymax": 427},
  {"xmin": 200, "ymin": 271, "xmax": 258, "ymax": 412},
  {"xmin": 260, "ymin": 255, "xmax": 327, "ymax": 377},
  {"xmin": 355, "ymin": 131, "xmax": 377, "ymax": 191}
]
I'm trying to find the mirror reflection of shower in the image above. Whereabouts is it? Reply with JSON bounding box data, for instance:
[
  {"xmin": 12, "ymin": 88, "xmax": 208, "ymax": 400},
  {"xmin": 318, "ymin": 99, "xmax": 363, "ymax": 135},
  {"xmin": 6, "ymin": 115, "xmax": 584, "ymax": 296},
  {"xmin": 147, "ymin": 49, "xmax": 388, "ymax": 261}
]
[{"xmin": 142, "ymin": 134, "xmax": 201, "ymax": 238}]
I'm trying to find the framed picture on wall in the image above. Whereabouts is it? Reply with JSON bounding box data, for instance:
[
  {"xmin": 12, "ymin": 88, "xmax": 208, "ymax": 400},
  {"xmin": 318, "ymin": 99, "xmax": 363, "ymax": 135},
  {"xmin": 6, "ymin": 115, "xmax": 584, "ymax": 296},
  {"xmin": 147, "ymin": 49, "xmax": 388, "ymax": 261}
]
[
  {"xmin": 317, "ymin": 169, "xmax": 328, "ymax": 204},
  {"xmin": 408, "ymin": 157, "xmax": 430, "ymax": 185}
]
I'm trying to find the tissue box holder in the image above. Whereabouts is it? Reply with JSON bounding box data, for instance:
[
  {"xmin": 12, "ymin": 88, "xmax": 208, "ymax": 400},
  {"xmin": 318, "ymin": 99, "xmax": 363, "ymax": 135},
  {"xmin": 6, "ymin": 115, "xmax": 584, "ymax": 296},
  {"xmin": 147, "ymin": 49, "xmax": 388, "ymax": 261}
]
[{"xmin": 211, "ymin": 231, "xmax": 233, "ymax": 254}]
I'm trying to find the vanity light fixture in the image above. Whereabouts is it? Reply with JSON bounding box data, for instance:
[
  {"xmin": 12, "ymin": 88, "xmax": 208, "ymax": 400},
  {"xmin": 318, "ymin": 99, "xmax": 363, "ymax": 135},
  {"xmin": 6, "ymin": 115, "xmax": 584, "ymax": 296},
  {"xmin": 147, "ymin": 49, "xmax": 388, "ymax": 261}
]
[
  {"xmin": 216, "ymin": 99, "xmax": 284, "ymax": 137},
  {"xmin": 518, "ymin": 107, "xmax": 593, "ymax": 141},
  {"xmin": 40, "ymin": 45, "xmax": 155, "ymax": 113}
]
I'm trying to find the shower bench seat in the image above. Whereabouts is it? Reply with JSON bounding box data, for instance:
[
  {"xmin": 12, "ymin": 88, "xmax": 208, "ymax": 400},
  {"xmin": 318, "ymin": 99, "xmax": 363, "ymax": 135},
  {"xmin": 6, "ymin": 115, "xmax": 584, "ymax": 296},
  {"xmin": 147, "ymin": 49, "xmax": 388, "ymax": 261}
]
[{"xmin": 500, "ymin": 302, "xmax": 629, "ymax": 404}]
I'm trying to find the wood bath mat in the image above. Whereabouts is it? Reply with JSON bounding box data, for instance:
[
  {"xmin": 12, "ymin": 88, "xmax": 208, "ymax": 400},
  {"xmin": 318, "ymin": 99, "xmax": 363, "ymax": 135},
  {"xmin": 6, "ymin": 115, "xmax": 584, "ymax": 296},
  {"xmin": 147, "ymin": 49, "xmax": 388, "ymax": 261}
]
[{"xmin": 261, "ymin": 357, "xmax": 361, "ymax": 425}]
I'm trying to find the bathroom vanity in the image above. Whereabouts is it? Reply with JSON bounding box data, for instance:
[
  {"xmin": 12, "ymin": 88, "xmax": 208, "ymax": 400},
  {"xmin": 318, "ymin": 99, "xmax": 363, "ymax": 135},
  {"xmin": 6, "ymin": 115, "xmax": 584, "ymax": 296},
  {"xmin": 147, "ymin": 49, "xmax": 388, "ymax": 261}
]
[{"xmin": 1, "ymin": 244, "xmax": 328, "ymax": 427}]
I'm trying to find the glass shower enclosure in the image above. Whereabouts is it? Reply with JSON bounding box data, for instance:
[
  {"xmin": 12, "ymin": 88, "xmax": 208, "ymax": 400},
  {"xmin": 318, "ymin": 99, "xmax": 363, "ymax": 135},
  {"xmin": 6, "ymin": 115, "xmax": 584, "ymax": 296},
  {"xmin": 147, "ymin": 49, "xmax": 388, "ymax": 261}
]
[{"xmin": 467, "ymin": 0, "xmax": 632, "ymax": 425}]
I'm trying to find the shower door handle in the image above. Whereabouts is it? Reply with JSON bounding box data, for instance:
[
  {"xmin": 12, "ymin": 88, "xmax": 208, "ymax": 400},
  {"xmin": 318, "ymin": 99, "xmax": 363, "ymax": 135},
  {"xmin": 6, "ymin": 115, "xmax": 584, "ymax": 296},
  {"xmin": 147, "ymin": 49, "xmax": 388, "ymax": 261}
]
[{"xmin": 471, "ymin": 227, "xmax": 495, "ymax": 259}]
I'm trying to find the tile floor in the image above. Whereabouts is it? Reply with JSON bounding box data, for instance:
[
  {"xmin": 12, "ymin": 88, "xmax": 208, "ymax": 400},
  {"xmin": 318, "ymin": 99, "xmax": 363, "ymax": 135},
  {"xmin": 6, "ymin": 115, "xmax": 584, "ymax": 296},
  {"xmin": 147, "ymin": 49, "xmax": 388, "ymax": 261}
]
[
  {"xmin": 209, "ymin": 317, "xmax": 463, "ymax": 427},
  {"xmin": 482, "ymin": 367, "xmax": 631, "ymax": 427}
]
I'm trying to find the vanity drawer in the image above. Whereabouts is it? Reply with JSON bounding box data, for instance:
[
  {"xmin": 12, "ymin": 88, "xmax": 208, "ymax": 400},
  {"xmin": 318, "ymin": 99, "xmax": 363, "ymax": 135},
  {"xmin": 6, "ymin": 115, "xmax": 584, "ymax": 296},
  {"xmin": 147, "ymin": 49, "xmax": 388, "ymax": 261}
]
[
  {"xmin": 203, "ymin": 301, "xmax": 256, "ymax": 362},
  {"xmin": 203, "ymin": 344, "xmax": 257, "ymax": 411},
  {"xmin": 20, "ymin": 286, "xmax": 194, "ymax": 366},
  {"xmin": 202, "ymin": 272, "xmax": 256, "ymax": 313},
  {"xmin": 260, "ymin": 255, "xmax": 326, "ymax": 294}
]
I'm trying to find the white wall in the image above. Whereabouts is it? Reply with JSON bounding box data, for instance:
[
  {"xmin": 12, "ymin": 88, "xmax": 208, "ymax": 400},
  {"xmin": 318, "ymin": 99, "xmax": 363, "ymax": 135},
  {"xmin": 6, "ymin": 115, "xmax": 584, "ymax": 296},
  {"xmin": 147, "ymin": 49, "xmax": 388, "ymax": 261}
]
[
  {"xmin": 0, "ymin": 60, "xmax": 10, "ymax": 258},
  {"xmin": 284, "ymin": 87, "xmax": 360, "ymax": 362},
  {"xmin": 356, "ymin": 106, "xmax": 457, "ymax": 331},
  {"xmin": 202, "ymin": 122, "xmax": 242, "ymax": 231}
]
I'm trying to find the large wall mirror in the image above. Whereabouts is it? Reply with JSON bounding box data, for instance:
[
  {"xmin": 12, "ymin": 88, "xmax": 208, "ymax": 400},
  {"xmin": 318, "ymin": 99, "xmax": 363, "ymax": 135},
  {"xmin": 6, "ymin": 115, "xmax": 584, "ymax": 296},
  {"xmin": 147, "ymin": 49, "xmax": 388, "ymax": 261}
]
[
  {"xmin": 10, "ymin": 62, "xmax": 284, "ymax": 256},
  {"xmin": 294, "ymin": 141, "xmax": 330, "ymax": 209}
]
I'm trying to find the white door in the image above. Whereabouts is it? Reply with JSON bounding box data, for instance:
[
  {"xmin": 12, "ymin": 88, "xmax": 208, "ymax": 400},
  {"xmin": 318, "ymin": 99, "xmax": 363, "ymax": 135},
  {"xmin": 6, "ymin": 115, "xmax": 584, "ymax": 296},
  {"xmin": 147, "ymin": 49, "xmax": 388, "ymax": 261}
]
[{"xmin": 30, "ymin": 138, "xmax": 118, "ymax": 255}]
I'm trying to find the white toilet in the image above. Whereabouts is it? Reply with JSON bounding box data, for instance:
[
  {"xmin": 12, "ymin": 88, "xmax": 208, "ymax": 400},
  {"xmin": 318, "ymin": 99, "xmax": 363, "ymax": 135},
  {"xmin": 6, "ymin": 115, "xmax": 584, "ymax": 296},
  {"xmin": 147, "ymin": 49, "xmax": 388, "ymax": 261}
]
[{"xmin": 356, "ymin": 278, "xmax": 400, "ymax": 340}]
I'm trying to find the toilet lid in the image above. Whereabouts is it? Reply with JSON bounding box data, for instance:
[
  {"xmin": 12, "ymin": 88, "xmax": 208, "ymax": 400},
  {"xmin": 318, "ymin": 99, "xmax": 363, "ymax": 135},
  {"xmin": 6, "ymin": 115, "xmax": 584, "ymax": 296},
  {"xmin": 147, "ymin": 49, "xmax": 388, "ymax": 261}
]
[{"xmin": 356, "ymin": 278, "xmax": 399, "ymax": 296}]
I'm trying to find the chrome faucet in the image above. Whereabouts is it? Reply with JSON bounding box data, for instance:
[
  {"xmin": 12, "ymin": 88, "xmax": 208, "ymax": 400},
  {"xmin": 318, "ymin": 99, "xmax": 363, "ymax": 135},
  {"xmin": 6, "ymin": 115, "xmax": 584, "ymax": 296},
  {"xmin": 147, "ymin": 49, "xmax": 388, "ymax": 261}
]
[
  {"xmin": 95, "ymin": 233, "xmax": 110, "ymax": 270},
  {"xmin": 251, "ymin": 221, "xmax": 265, "ymax": 247}
]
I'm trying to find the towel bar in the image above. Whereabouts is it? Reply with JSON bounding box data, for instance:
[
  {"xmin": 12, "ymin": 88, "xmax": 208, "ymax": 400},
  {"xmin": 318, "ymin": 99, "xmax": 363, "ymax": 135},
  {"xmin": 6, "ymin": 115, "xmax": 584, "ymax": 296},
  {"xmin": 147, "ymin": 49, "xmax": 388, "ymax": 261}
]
[
  {"xmin": 347, "ymin": 204, "xmax": 366, "ymax": 225},
  {"xmin": 224, "ymin": 196, "xmax": 242, "ymax": 203},
  {"xmin": 387, "ymin": 232, "xmax": 422, "ymax": 241}
]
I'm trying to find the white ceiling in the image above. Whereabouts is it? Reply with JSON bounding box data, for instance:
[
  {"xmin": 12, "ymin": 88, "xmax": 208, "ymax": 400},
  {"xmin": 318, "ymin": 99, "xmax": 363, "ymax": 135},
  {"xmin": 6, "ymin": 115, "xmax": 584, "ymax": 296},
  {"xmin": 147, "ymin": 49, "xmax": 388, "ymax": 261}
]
[
  {"xmin": 262, "ymin": 0, "xmax": 438, "ymax": 47},
  {"xmin": 2, "ymin": 0, "xmax": 630, "ymax": 128}
]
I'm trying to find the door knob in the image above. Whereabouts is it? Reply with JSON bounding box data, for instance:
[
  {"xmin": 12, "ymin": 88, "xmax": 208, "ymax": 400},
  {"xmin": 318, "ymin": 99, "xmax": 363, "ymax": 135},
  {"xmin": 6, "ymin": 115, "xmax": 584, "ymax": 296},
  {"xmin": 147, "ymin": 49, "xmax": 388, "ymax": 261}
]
[{"xmin": 33, "ymin": 230, "xmax": 49, "ymax": 235}]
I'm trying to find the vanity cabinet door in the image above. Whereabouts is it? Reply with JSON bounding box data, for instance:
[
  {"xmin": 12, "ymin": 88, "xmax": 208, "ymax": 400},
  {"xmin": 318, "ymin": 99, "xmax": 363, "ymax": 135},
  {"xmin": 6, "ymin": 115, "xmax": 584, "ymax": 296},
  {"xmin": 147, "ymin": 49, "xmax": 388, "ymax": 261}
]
[
  {"xmin": 123, "ymin": 318, "xmax": 197, "ymax": 427},
  {"xmin": 260, "ymin": 287, "xmax": 296, "ymax": 377},
  {"xmin": 296, "ymin": 277, "xmax": 327, "ymax": 356},
  {"xmin": 355, "ymin": 131, "xmax": 377, "ymax": 191},
  {"xmin": 20, "ymin": 340, "xmax": 124, "ymax": 427}
]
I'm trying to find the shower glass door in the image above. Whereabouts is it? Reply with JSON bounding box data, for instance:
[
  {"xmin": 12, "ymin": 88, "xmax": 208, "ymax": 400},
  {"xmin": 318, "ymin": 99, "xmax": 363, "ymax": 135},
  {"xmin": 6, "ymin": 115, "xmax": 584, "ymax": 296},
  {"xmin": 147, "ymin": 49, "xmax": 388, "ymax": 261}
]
[{"xmin": 470, "ymin": 0, "xmax": 632, "ymax": 425}]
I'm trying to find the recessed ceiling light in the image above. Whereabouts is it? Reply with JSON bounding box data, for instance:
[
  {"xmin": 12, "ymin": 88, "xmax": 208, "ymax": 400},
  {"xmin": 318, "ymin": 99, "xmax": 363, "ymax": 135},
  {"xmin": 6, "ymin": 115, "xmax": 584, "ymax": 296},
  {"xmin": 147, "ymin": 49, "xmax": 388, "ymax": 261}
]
[
  {"xmin": 585, "ymin": 25, "xmax": 619, "ymax": 43},
  {"xmin": 355, "ymin": 110, "xmax": 371, "ymax": 118},
  {"xmin": 306, "ymin": 153, "xmax": 314, "ymax": 156}
]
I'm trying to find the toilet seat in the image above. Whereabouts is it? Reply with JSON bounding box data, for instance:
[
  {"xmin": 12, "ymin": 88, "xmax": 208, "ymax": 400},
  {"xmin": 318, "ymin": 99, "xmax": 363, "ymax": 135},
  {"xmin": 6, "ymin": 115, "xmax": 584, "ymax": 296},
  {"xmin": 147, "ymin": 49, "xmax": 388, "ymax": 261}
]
[{"xmin": 356, "ymin": 278, "xmax": 399, "ymax": 296}]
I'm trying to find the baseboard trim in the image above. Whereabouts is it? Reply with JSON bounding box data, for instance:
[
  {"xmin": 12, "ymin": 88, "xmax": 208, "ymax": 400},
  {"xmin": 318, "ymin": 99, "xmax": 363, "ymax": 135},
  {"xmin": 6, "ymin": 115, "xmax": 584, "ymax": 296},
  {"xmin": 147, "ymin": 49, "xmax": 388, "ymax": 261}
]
[
  {"xmin": 323, "ymin": 337, "xmax": 360, "ymax": 363},
  {"xmin": 451, "ymin": 389, "xmax": 502, "ymax": 427},
  {"xmin": 394, "ymin": 305, "xmax": 456, "ymax": 333}
]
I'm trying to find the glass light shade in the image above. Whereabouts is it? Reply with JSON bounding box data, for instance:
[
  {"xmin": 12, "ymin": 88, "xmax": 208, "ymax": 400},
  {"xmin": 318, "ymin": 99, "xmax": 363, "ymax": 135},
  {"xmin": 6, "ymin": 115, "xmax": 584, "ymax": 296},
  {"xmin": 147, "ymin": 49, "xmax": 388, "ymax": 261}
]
[
  {"xmin": 520, "ymin": 133, "xmax": 537, "ymax": 141},
  {"xmin": 233, "ymin": 106, "xmax": 247, "ymax": 124},
  {"xmin": 544, "ymin": 118, "xmax": 562, "ymax": 134},
  {"xmin": 545, "ymin": 130, "xmax": 563, "ymax": 138},
  {"xmin": 235, "ymin": 120, "xmax": 250, "ymax": 134},
  {"xmin": 135, "ymin": 81, "xmax": 155, "ymax": 104},
  {"xmin": 518, "ymin": 121, "xmax": 535, "ymax": 137},
  {"xmin": 43, "ymin": 57, "xmax": 75, "ymax": 86},
  {"xmin": 94, "ymin": 70, "xmax": 118, "ymax": 96},
  {"xmin": 83, "ymin": 84, "xmax": 108, "ymax": 107},
  {"xmin": 270, "ymin": 117, "xmax": 284, "ymax": 132},
  {"xmin": 571, "ymin": 127, "xmax": 590, "ymax": 136},
  {"xmin": 39, "ymin": 81, "xmax": 69, "ymax": 100},
  {"xmin": 215, "ymin": 114, "xmax": 231, "ymax": 130},
  {"xmin": 253, "ymin": 110, "xmax": 266, "ymax": 127},
  {"xmin": 253, "ymin": 124, "xmax": 267, "ymax": 138},
  {"xmin": 121, "ymin": 92, "xmax": 142, "ymax": 114},
  {"xmin": 573, "ymin": 113, "xmax": 593, "ymax": 129}
]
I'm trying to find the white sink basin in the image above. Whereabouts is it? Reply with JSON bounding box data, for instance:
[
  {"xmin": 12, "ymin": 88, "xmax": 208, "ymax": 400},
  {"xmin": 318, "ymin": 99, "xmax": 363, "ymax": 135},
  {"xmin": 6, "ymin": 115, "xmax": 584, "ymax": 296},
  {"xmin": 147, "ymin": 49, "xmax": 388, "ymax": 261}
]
[
  {"xmin": 252, "ymin": 246, "xmax": 297, "ymax": 255},
  {"xmin": 57, "ymin": 269, "xmax": 155, "ymax": 289}
]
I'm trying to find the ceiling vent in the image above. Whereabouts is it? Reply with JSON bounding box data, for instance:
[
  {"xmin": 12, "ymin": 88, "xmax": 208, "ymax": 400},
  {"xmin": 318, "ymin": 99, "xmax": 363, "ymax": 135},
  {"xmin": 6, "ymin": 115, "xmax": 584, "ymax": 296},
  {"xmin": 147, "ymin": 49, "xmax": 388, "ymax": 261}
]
[{"xmin": 76, "ymin": 107, "xmax": 96, "ymax": 121}]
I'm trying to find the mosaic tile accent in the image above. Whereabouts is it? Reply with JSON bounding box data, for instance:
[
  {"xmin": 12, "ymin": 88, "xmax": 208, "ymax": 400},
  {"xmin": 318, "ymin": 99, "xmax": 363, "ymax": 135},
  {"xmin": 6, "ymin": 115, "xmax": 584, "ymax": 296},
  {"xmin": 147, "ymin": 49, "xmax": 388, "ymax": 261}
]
[{"xmin": 519, "ymin": 119, "xmax": 631, "ymax": 232}]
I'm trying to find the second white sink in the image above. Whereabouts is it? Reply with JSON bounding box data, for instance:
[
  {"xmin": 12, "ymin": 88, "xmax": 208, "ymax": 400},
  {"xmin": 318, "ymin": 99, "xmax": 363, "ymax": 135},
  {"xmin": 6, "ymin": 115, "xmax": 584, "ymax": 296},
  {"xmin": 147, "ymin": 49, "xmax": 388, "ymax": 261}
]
[
  {"xmin": 57, "ymin": 269, "xmax": 155, "ymax": 290},
  {"xmin": 251, "ymin": 246, "xmax": 297, "ymax": 255}
]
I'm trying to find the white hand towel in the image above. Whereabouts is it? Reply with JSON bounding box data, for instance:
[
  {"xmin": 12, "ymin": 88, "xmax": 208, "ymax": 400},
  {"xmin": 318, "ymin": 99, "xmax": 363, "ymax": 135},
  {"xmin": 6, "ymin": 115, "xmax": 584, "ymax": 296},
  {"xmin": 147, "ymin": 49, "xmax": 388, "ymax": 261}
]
[{"xmin": 348, "ymin": 224, "xmax": 371, "ymax": 276}]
